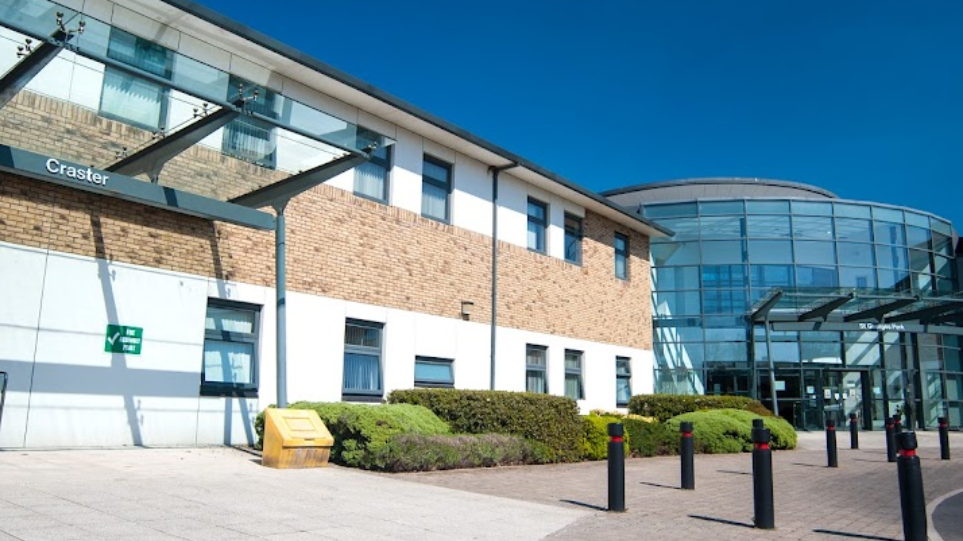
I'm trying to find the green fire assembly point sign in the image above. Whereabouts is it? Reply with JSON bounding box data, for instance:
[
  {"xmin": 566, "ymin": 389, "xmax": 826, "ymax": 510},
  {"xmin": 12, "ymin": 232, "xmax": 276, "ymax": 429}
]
[{"xmin": 104, "ymin": 324, "xmax": 143, "ymax": 355}]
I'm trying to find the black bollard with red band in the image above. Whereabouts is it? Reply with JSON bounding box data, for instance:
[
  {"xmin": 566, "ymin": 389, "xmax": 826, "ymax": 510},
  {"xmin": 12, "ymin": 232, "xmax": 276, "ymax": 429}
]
[
  {"xmin": 894, "ymin": 413, "xmax": 902, "ymax": 433},
  {"xmin": 885, "ymin": 417, "xmax": 897, "ymax": 463},
  {"xmin": 607, "ymin": 422, "xmax": 625, "ymax": 512},
  {"xmin": 895, "ymin": 432, "xmax": 927, "ymax": 541},
  {"xmin": 938, "ymin": 416, "xmax": 950, "ymax": 460},
  {"xmin": 751, "ymin": 422, "xmax": 775, "ymax": 530},
  {"xmin": 680, "ymin": 421, "xmax": 694, "ymax": 490},
  {"xmin": 849, "ymin": 413, "xmax": 859, "ymax": 450},
  {"xmin": 826, "ymin": 419, "xmax": 838, "ymax": 468}
]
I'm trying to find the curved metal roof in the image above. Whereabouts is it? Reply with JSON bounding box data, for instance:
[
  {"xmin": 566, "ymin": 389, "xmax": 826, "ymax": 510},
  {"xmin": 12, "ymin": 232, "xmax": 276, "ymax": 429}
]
[{"xmin": 602, "ymin": 178, "xmax": 838, "ymax": 208}]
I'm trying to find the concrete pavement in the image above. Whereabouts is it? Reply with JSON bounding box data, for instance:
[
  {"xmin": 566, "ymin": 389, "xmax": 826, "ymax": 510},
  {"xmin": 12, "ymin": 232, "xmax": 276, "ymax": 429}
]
[{"xmin": 0, "ymin": 429, "xmax": 960, "ymax": 541}]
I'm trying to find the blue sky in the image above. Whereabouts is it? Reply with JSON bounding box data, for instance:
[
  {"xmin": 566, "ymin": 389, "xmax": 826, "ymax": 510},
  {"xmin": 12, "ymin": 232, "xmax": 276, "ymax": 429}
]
[{"xmin": 194, "ymin": 0, "xmax": 963, "ymax": 229}]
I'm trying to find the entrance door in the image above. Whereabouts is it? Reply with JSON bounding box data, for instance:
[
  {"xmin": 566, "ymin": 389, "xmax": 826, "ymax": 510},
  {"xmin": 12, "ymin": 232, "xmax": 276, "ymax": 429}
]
[{"xmin": 800, "ymin": 369, "xmax": 870, "ymax": 429}]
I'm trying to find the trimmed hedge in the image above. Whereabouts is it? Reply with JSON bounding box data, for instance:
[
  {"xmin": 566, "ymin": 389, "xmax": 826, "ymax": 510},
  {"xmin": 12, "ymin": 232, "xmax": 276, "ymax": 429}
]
[
  {"xmin": 624, "ymin": 418, "xmax": 678, "ymax": 457},
  {"xmin": 581, "ymin": 413, "xmax": 629, "ymax": 460},
  {"xmin": 628, "ymin": 394, "xmax": 774, "ymax": 422},
  {"xmin": 372, "ymin": 433, "xmax": 543, "ymax": 472},
  {"xmin": 663, "ymin": 409, "xmax": 796, "ymax": 453},
  {"xmin": 388, "ymin": 389, "xmax": 583, "ymax": 462},
  {"xmin": 255, "ymin": 401, "xmax": 450, "ymax": 469}
]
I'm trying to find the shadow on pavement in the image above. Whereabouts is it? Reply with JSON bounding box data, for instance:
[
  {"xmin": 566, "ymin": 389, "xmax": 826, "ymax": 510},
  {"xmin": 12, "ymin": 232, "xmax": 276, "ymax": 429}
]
[
  {"xmin": 639, "ymin": 481, "xmax": 680, "ymax": 490},
  {"xmin": 716, "ymin": 470, "xmax": 752, "ymax": 476},
  {"xmin": 559, "ymin": 499, "xmax": 607, "ymax": 511},
  {"xmin": 689, "ymin": 514, "xmax": 754, "ymax": 529},
  {"xmin": 812, "ymin": 528, "xmax": 899, "ymax": 541},
  {"xmin": 790, "ymin": 462, "xmax": 822, "ymax": 467}
]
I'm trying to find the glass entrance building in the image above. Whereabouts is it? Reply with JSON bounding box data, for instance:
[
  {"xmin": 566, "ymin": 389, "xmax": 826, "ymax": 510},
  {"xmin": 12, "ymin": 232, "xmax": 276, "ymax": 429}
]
[{"xmin": 603, "ymin": 179, "xmax": 962, "ymax": 431}]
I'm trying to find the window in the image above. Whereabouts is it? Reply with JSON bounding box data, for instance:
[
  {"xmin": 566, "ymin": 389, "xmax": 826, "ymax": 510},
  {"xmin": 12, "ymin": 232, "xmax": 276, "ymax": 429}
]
[
  {"xmin": 422, "ymin": 156, "xmax": 452, "ymax": 222},
  {"xmin": 222, "ymin": 76, "xmax": 278, "ymax": 169},
  {"xmin": 565, "ymin": 350, "xmax": 584, "ymax": 400},
  {"xmin": 414, "ymin": 356, "xmax": 454, "ymax": 388},
  {"xmin": 564, "ymin": 213, "xmax": 583, "ymax": 264},
  {"xmin": 616, "ymin": 357, "xmax": 632, "ymax": 406},
  {"xmin": 100, "ymin": 29, "xmax": 172, "ymax": 130},
  {"xmin": 527, "ymin": 198, "xmax": 548, "ymax": 253},
  {"xmin": 343, "ymin": 320, "xmax": 383, "ymax": 400},
  {"xmin": 526, "ymin": 344, "xmax": 548, "ymax": 393},
  {"xmin": 201, "ymin": 300, "xmax": 259, "ymax": 396},
  {"xmin": 614, "ymin": 233, "xmax": 629, "ymax": 279},
  {"xmin": 354, "ymin": 129, "xmax": 391, "ymax": 202}
]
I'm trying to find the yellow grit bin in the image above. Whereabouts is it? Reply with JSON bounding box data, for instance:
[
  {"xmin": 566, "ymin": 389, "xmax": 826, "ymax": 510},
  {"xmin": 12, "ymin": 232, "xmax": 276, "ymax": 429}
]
[{"xmin": 262, "ymin": 408, "xmax": 335, "ymax": 469}]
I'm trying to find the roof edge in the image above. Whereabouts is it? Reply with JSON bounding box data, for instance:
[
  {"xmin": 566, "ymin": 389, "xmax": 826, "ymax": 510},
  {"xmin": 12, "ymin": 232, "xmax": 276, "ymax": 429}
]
[{"xmin": 600, "ymin": 177, "xmax": 839, "ymax": 199}]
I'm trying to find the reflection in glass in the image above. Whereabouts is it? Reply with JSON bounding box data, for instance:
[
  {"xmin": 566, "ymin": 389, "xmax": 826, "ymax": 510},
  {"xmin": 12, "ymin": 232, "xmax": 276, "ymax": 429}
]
[
  {"xmin": 703, "ymin": 265, "xmax": 748, "ymax": 288},
  {"xmin": 797, "ymin": 266, "xmax": 838, "ymax": 287},
  {"xmin": 794, "ymin": 241, "xmax": 836, "ymax": 265},
  {"xmin": 747, "ymin": 215, "xmax": 791, "ymax": 238},
  {"xmin": 835, "ymin": 218, "xmax": 874, "ymax": 242},
  {"xmin": 653, "ymin": 242, "xmax": 700, "ymax": 266},
  {"xmin": 792, "ymin": 216, "xmax": 834, "ymax": 239},
  {"xmin": 700, "ymin": 216, "xmax": 745, "ymax": 238},
  {"xmin": 653, "ymin": 266, "xmax": 700, "ymax": 290},
  {"xmin": 874, "ymin": 221, "xmax": 906, "ymax": 246},
  {"xmin": 839, "ymin": 267, "xmax": 876, "ymax": 289},
  {"xmin": 748, "ymin": 240, "xmax": 793, "ymax": 263}
]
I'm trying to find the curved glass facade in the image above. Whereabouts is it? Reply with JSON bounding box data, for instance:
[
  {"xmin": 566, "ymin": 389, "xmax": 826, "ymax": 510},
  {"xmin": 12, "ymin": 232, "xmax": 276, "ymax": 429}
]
[{"xmin": 643, "ymin": 197, "xmax": 961, "ymax": 430}]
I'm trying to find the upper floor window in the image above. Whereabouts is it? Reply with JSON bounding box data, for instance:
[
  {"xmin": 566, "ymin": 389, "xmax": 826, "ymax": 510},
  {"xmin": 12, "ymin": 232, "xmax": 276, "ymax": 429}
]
[
  {"xmin": 354, "ymin": 133, "xmax": 391, "ymax": 203},
  {"xmin": 201, "ymin": 300, "xmax": 260, "ymax": 396},
  {"xmin": 343, "ymin": 319, "xmax": 383, "ymax": 400},
  {"xmin": 414, "ymin": 356, "xmax": 454, "ymax": 388},
  {"xmin": 528, "ymin": 198, "xmax": 548, "ymax": 253},
  {"xmin": 100, "ymin": 29, "xmax": 173, "ymax": 131},
  {"xmin": 615, "ymin": 233, "xmax": 629, "ymax": 279},
  {"xmin": 564, "ymin": 349, "xmax": 584, "ymax": 400},
  {"xmin": 422, "ymin": 156, "xmax": 452, "ymax": 222},
  {"xmin": 222, "ymin": 76, "xmax": 278, "ymax": 169},
  {"xmin": 564, "ymin": 213, "xmax": 583, "ymax": 264},
  {"xmin": 526, "ymin": 344, "xmax": 548, "ymax": 393}
]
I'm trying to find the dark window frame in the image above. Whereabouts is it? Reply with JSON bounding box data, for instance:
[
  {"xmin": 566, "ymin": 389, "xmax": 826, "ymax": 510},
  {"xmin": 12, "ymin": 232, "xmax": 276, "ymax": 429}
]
[
  {"xmin": 616, "ymin": 356, "xmax": 632, "ymax": 407},
  {"xmin": 615, "ymin": 232, "xmax": 630, "ymax": 280},
  {"xmin": 414, "ymin": 356, "xmax": 455, "ymax": 388},
  {"xmin": 526, "ymin": 344, "xmax": 548, "ymax": 394},
  {"xmin": 421, "ymin": 155, "xmax": 453, "ymax": 223},
  {"xmin": 564, "ymin": 213, "xmax": 583, "ymax": 265},
  {"xmin": 353, "ymin": 128, "xmax": 392, "ymax": 203},
  {"xmin": 342, "ymin": 319, "xmax": 384, "ymax": 401},
  {"xmin": 564, "ymin": 349, "xmax": 584, "ymax": 400},
  {"xmin": 528, "ymin": 197, "xmax": 549, "ymax": 254},
  {"xmin": 200, "ymin": 299, "xmax": 260, "ymax": 398}
]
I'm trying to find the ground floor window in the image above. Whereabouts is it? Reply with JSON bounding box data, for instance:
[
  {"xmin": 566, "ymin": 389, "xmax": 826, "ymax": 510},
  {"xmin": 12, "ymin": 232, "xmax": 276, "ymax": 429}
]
[
  {"xmin": 565, "ymin": 350, "xmax": 583, "ymax": 400},
  {"xmin": 526, "ymin": 344, "xmax": 548, "ymax": 393},
  {"xmin": 414, "ymin": 356, "xmax": 454, "ymax": 388},
  {"xmin": 343, "ymin": 320, "xmax": 383, "ymax": 400},
  {"xmin": 201, "ymin": 300, "xmax": 260, "ymax": 396},
  {"xmin": 616, "ymin": 356, "xmax": 631, "ymax": 406}
]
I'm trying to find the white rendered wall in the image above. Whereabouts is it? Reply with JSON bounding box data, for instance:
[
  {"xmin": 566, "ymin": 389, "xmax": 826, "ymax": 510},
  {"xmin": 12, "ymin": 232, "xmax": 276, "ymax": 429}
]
[{"xmin": 0, "ymin": 241, "xmax": 652, "ymax": 448}]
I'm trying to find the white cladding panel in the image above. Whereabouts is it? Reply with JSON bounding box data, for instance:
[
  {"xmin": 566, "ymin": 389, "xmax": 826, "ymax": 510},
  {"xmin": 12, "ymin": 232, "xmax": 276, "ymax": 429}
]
[{"xmin": 0, "ymin": 242, "xmax": 651, "ymax": 447}]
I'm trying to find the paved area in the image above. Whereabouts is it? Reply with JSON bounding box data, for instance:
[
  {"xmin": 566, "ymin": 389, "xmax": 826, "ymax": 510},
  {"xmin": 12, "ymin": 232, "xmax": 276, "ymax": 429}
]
[
  {"xmin": 0, "ymin": 448, "xmax": 585, "ymax": 540},
  {"xmin": 396, "ymin": 430, "xmax": 963, "ymax": 541},
  {"xmin": 0, "ymin": 430, "xmax": 960, "ymax": 541}
]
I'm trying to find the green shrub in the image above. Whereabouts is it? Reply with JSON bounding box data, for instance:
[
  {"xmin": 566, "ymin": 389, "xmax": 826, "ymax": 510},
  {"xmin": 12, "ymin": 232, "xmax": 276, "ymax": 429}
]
[
  {"xmin": 388, "ymin": 389, "xmax": 583, "ymax": 462},
  {"xmin": 581, "ymin": 414, "xmax": 630, "ymax": 460},
  {"xmin": 255, "ymin": 402, "xmax": 450, "ymax": 469},
  {"xmin": 628, "ymin": 394, "xmax": 774, "ymax": 422},
  {"xmin": 664, "ymin": 409, "xmax": 796, "ymax": 454},
  {"xmin": 372, "ymin": 433, "xmax": 545, "ymax": 472},
  {"xmin": 624, "ymin": 417, "xmax": 678, "ymax": 457}
]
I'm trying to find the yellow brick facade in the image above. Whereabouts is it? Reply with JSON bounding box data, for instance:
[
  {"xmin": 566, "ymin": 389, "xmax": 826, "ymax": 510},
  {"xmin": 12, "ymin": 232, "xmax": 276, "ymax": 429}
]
[{"xmin": 0, "ymin": 90, "xmax": 652, "ymax": 350}]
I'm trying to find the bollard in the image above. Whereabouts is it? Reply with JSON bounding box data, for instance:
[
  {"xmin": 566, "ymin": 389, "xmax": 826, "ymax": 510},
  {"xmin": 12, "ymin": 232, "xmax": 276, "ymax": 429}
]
[
  {"xmin": 894, "ymin": 413, "xmax": 902, "ymax": 433},
  {"xmin": 885, "ymin": 417, "xmax": 897, "ymax": 463},
  {"xmin": 607, "ymin": 422, "xmax": 625, "ymax": 512},
  {"xmin": 826, "ymin": 419, "xmax": 838, "ymax": 468},
  {"xmin": 680, "ymin": 421, "xmax": 694, "ymax": 490},
  {"xmin": 752, "ymin": 418, "xmax": 764, "ymax": 429},
  {"xmin": 751, "ymin": 423, "xmax": 775, "ymax": 529},
  {"xmin": 849, "ymin": 413, "xmax": 859, "ymax": 450},
  {"xmin": 895, "ymin": 432, "xmax": 927, "ymax": 541},
  {"xmin": 938, "ymin": 416, "xmax": 950, "ymax": 460}
]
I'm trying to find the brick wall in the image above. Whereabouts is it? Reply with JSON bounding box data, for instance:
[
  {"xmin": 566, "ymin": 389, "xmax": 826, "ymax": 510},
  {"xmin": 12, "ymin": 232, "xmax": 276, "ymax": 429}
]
[{"xmin": 0, "ymin": 89, "xmax": 652, "ymax": 349}]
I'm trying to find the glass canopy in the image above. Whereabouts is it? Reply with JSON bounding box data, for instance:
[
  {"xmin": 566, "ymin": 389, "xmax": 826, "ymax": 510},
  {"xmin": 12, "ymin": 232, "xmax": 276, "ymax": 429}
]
[{"xmin": 751, "ymin": 287, "xmax": 963, "ymax": 324}]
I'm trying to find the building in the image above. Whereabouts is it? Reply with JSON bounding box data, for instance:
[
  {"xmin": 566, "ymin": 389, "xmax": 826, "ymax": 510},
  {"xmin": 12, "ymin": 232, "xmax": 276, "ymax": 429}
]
[
  {"xmin": 604, "ymin": 178, "xmax": 962, "ymax": 431},
  {"xmin": 0, "ymin": 0, "xmax": 669, "ymax": 449}
]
